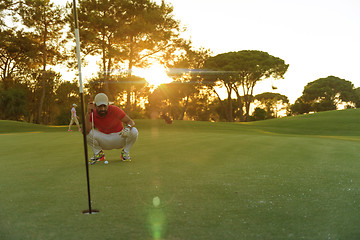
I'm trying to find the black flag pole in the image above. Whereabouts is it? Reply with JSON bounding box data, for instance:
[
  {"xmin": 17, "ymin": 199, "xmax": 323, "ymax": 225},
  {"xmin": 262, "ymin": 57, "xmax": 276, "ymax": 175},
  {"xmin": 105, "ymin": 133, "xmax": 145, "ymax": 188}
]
[{"xmin": 72, "ymin": 0, "xmax": 97, "ymax": 214}]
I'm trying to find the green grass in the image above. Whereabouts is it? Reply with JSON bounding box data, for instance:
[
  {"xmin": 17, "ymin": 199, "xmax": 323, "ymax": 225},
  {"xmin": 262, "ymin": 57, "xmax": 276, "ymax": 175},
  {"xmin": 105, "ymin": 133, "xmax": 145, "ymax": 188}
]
[
  {"xmin": 1, "ymin": 109, "xmax": 360, "ymax": 239},
  {"xmin": 0, "ymin": 120, "xmax": 67, "ymax": 133},
  {"xmin": 247, "ymin": 108, "xmax": 360, "ymax": 136}
]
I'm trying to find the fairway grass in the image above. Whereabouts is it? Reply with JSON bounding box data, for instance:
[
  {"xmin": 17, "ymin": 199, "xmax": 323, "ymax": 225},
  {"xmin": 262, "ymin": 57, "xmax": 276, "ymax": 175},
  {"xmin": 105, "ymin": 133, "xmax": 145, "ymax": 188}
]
[{"xmin": 1, "ymin": 109, "xmax": 360, "ymax": 239}]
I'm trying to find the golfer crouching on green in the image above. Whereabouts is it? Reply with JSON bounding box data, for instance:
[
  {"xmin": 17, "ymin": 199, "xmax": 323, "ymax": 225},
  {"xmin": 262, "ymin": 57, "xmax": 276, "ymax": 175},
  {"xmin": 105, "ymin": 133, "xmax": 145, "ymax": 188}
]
[{"xmin": 84, "ymin": 93, "xmax": 138, "ymax": 164}]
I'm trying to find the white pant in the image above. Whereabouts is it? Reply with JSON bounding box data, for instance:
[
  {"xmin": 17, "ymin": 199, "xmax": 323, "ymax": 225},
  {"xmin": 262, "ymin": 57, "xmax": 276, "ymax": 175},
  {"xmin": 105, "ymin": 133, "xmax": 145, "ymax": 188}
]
[{"xmin": 87, "ymin": 127, "xmax": 138, "ymax": 154}]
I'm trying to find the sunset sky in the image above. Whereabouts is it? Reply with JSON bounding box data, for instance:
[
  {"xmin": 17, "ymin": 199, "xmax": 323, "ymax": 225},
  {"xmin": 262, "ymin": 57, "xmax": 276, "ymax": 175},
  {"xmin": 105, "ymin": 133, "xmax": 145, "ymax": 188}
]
[
  {"xmin": 167, "ymin": 0, "xmax": 360, "ymax": 102},
  {"xmin": 65, "ymin": 0, "xmax": 360, "ymax": 103}
]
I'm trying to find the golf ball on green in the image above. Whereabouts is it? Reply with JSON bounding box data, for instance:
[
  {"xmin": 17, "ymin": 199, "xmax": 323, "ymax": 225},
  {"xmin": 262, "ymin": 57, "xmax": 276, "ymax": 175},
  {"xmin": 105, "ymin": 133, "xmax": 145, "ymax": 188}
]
[{"xmin": 104, "ymin": 160, "xmax": 109, "ymax": 164}]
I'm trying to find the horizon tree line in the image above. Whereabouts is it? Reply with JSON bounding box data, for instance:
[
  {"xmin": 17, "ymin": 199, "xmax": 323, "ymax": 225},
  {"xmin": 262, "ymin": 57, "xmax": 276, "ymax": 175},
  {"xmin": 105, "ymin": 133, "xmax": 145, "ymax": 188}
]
[{"xmin": 0, "ymin": 0, "xmax": 359, "ymax": 124}]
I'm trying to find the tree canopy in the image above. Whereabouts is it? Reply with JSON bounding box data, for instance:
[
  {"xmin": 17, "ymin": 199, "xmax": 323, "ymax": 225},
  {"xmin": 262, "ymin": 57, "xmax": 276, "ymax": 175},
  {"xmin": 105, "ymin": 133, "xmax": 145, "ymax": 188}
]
[
  {"xmin": 255, "ymin": 92, "xmax": 289, "ymax": 118},
  {"xmin": 16, "ymin": 0, "xmax": 66, "ymax": 123},
  {"xmin": 291, "ymin": 76, "xmax": 358, "ymax": 114},
  {"xmin": 203, "ymin": 50, "xmax": 289, "ymax": 121},
  {"xmin": 67, "ymin": 0, "xmax": 183, "ymax": 114}
]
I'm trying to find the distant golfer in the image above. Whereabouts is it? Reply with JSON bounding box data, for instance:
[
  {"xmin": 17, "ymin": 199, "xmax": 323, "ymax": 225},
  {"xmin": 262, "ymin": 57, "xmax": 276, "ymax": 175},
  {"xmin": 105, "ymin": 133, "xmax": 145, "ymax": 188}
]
[
  {"xmin": 85, "ymin": 93, "xmax": 138, "ymax": 164},
  {"xmin": 68, "ymin": 104, "xmax": 81, "ymax": 132}
]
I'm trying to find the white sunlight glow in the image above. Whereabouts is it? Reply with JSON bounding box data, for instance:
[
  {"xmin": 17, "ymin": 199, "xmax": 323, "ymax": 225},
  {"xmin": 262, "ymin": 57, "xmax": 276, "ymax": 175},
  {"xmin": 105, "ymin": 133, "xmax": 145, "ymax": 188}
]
[{"xmin": 134, "ymin": 63, "xmax": 173, "ymax": 88}]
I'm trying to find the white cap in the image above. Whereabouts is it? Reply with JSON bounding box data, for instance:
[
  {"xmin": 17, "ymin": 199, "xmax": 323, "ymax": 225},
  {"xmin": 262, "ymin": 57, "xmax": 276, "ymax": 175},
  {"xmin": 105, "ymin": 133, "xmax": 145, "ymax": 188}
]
[
  {"xmin": 73, "ymin": 104, "xmax": 77, "ymax": 107},
  {"xmin": 94, "ymin": 93, "xmax": 109, "ymax": 106}
]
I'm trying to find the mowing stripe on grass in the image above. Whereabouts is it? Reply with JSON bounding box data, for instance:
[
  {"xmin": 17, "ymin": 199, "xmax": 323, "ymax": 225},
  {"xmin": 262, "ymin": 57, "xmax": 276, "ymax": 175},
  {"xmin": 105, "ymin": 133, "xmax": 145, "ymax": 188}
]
[{"xmin": 1, "ymin": 110, "xmax": 360, "ymax": 239}]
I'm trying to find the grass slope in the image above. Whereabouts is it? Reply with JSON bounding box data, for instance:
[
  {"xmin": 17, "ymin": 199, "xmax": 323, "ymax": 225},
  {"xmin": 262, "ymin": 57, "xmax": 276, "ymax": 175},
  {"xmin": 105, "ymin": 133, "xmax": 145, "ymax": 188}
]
[
  {"xmin": 1, "ymin": 109, "xmax": 360, "ymax": 239},
  {"xmin": 0, "ymin": 120, "xmax": 66, "ymax": 133},
  {"xmin": 247, "ymin": 108, "xmax": 360, "ymax": 136}
]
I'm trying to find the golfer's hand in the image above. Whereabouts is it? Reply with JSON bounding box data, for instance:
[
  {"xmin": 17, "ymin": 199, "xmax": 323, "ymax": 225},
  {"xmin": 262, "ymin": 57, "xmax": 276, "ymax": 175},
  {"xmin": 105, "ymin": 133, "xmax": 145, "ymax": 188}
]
[
  {"xmin": 120, "ymin": 127, "xmax": 130, "ymax": 137},
  {"xmin": 87, "ymin": 102, "xmax": 95, "ymax": 113}
]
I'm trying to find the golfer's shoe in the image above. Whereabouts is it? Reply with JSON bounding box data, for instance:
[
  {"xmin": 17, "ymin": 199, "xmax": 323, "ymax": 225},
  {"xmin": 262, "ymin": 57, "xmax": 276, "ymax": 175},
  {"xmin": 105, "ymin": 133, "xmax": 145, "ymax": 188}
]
[
  {"xmin": 121, "ymin": 150, "xmax": 131, "ymax": 162},
  {"xmin": 89, "ymin": 150, "xmax": 105, "ymax": 165}
]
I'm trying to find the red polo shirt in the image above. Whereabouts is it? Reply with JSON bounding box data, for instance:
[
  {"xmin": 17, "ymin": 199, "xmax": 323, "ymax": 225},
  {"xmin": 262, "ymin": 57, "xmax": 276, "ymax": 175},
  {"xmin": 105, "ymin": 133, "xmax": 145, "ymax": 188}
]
[{"xmin": 90, "ymin": 105, "xmax": 126, "ymax": 134}]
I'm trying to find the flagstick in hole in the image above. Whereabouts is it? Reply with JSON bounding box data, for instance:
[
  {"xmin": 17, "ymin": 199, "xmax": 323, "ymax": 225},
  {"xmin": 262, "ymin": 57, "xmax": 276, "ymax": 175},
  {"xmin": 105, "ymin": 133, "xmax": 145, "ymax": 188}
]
[{"xmin": 72, "ymin": 0, "xmax": 99, "ymax": 214}]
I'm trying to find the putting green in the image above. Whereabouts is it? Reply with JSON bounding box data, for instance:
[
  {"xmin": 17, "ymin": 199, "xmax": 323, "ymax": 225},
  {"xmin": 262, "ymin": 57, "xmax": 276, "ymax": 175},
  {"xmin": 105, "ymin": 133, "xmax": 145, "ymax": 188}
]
[{"xmin": 1, "ymin": 109, "xmax": 360, "ymax": 239}]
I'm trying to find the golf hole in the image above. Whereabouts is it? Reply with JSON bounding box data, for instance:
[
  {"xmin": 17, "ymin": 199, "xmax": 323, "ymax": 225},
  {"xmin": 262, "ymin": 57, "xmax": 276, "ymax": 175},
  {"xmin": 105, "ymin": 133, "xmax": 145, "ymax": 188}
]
[{"xmin": 82, "ymin": 209, "xmax": 100, "ymax": 215}]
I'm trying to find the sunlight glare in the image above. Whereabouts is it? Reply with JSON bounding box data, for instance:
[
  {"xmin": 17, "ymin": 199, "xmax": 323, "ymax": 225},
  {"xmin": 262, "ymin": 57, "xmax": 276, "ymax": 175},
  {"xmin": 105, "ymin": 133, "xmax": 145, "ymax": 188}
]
[{"xmin": 134, "ymin": 63, "xmax": 173, "ymax": 88}]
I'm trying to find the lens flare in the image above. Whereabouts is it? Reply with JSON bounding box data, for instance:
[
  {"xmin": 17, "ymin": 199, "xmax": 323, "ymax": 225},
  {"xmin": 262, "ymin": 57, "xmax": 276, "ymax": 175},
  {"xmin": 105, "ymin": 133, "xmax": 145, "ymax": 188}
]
[{"xmin": 147, "ymin": 196, "xmax": 166, "ymax": 240}]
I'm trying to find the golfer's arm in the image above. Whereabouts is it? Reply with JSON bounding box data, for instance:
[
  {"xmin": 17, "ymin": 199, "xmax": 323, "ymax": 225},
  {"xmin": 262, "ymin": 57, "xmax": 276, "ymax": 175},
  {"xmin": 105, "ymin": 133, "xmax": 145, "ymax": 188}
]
[{"xmin": 122, "ymin": 114, "xmax": 135, "ymax": 128}]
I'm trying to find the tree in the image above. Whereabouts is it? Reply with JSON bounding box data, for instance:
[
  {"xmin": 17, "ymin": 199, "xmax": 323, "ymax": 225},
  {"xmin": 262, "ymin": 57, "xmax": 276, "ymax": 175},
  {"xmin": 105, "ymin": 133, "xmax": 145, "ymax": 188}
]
[
  {"xmin": 197, "ymin": 68, "xmax": 237, "ymax": 122},
  {"xmin": 255, "ymin": 92, "xmax": 289, "ymax": 118},
  {"xmin": 300, "ymin": 76, "xmax": 357, "ymax": 112},
  {"xmin": 68, "ymin": 0, "xmax": 182, "ymax": 115},
  {"xmin": 66, "ymin": 0, "xmax": 126, "ymax": 96},
  {"xmin": 0, "ymin": 29, "xmax": 38, "ymax": 90},
  {"xmin": 0, "ymin": 87, "xmax": 27, "ymax": 120},
  {"xmin": 54, "ymin": 80, "xmax": 80, "ymax": 125},
  {"xmin": 185, "ymin": 91, "xmax": 215, "ymax": 121},
  {"xmin": 290, "ymin": 96, "xmax": 312, "ymax": 115},
  {"xmin": 17, "ymin": 0, "xmax": 66, "ymax": 123},
  {"xmin": 354, "ymin": 87, "xmax": 360, "ymax": 108},
  {"xmin": 203, "ymin": 50, "xmax": 289, "ymax": 122},
  {"xmin": 121, "ymin": 0, "xmax": 183, "ymax": 114},
  {"xmin": 251, "ymin": 107, "xmax": 266, "ymax": 121},
  {"xmin": 27, "ymin": 69, "xmax": 62, "ymax": 124},
  {"xmin": 147, "ymin": 82, "xmax": 184, "ymax": 120},
  {"xmin": 0, "ymin": 0, "xmax": 15, "ymax": 28},
  {"xmin": 166, "ymin": 46, "xmax": 212, "ymax": 120}
]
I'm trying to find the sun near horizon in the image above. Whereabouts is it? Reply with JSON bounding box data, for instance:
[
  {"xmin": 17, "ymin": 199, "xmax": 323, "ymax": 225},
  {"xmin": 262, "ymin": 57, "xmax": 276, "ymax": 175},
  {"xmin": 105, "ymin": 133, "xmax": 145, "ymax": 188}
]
[{"xmin": 134, "ymin": 63, "xmax": 173, "ymax": 88}]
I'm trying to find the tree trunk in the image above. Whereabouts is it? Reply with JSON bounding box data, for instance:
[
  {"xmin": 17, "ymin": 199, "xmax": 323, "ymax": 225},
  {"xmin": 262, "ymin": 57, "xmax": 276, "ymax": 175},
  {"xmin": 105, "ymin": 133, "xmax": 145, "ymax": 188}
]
[
  {"xmin": 225, "ymin": 82, "xmax": 233, "ymax": 122},
  {"xmin": 233, "ymin": 86, "xmax": 244, "ymax": 122},
  {"xmin": 37, "ymin": 21, "xmax": 47, "ymax": 124},
  {"xmin": 104, "ymin": 58, "xmax": 111, "ymax": 95},
  {"xmin": 37, "ymin": 77, "xmax": 46, "ymax": 124},
  {"xmin": 211, "ymin": 87, "xmax": 226, "ymax": 121},
  {"xmin": 101, "ymin": 42, "xmax": 111, "ymax": 95},
  {"xmin": 126, "ymin": 64, "xmax": 132, "ymax": 115},
  {"xmin": 126, "ymin": 37, "xmax": 134, "ymax": 115},
  {"xmin": 179, "ymin": 96, "xmax": 189, "ymax": 120}
]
